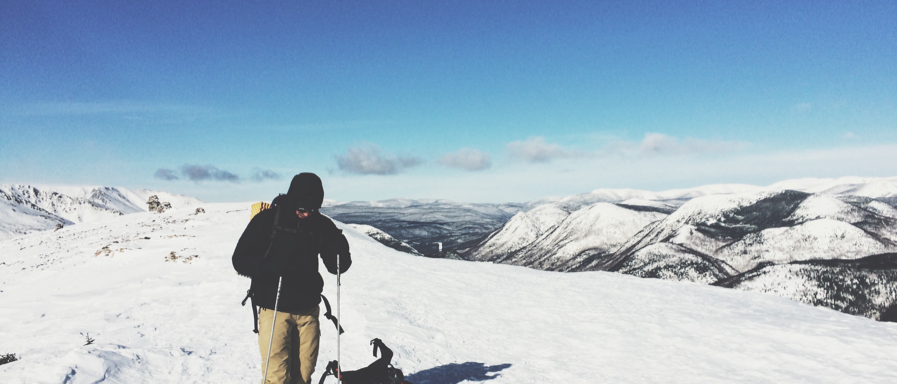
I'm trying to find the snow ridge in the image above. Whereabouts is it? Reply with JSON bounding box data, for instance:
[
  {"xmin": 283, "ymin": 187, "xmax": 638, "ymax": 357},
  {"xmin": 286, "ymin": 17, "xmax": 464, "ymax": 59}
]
[
  {"xmin": 466, "ymin": 177, "xmax": 897, "ymax": 320},
  {"xmin": 0, "ymin": 184, "xmax": 202, "ymax": 240}
]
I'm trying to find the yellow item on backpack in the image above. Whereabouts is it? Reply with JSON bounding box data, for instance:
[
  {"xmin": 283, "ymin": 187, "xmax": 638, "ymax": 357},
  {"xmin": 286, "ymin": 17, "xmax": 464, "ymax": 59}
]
[{"xmin": 251, "ymin": 202, "xmax": 271, "ymax": 220}]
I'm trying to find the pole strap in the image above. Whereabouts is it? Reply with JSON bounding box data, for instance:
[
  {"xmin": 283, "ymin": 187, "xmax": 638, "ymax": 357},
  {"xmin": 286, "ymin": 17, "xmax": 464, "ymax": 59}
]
[{"xmin": 321, "ymin": 295, "xmax": 344, "ymax": 334}]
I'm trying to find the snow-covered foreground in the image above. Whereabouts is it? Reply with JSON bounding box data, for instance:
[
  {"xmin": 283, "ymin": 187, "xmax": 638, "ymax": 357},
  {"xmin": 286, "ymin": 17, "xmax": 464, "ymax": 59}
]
[{"xmin": 2, "ymin": 203, "xmax": 897, "ymax": 383}]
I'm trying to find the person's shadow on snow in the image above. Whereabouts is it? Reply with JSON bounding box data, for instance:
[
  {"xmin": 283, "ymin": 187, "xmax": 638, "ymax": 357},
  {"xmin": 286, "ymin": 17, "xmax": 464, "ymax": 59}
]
[{"xmin": 405, "ymin": 362, "xmax": 512, "ymax": 384}]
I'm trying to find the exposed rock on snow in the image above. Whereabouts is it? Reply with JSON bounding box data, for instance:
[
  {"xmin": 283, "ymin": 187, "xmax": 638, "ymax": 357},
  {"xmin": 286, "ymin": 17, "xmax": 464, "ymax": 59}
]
[
  {"xmin": 147, "ymin": 195, "xmax": 173, "ymax": 213},
  {"xmin": 165, "ymin": 251, "xmax": 199, "ymax": 263}
]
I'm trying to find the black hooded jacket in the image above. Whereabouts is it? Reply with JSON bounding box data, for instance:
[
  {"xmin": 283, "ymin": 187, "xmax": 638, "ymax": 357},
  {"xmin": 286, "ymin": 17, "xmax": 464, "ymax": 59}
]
[{"xmin": 232, "ymin": 174, "xmax": 351, "ymax": 312}]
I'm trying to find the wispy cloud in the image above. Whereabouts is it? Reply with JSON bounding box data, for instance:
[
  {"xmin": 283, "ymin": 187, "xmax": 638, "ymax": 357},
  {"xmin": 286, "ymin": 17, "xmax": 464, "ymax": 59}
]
[
  {"xmin": 335, "ymin": 143, "xmax": 422, "ymax": 175},
  {"xmin": 251, "ymin": 168, "xmax": 281, "ymax": 182},
  {"xmin": 636, "ymin": 133, "xmax": 745, "ymax": 156},
  {"xmin": 598, "ymin": 133, "xmax": 746, "ymax": 157},
  {"xmin": 181, "ymin": 165, "xmax": 240, "ymax": 183},
  {"xmin": 793, "ymin": 102, "xmax": 813, "ymax": 112},
  {"xmin": 155, "ymin": 165, "xmax": 281, "ymax": 183},
  {"xmin": 154, "ymin": 169, "xmax": 179, "ymax": 181},
  {"xmin": 439, "ymin": 148, "xmax": 492, "ymax": 171},
  {"xmin": 506, "ymin": 137, "xmax": 579, "ymax": 163},
  {"xmin": 505, "ymin": 133, "xmax": 746, "ymax": 164},
  {"xmin": 14, "ymin": 101, "xmax": 205, "ymax": 116}
]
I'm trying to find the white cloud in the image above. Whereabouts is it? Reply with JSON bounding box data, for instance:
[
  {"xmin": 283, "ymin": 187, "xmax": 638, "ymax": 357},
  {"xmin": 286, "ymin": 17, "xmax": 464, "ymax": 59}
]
[
  {"xmin": 506, "ymin": 134, "xmax": 743, "ymax": 164},
  {"xmin": 154, "ymin": 168, "xmax": 179, "ymax": 181},
  {"xmin": 637, "ymin": 133, "xmax": 745, "ymax": 156},
  {"xmin": 251, "ymin": 168, "xmax": 281, "ymax": 182},
  {"xmin": 181, "ymin": 165, "xmax": 240, "ymax": 182},
  {"xmin": 335, "ymin": 143, "xmax": 422, "ymax": 175},
  {"xmin": 506, "ymin": 137, "xmax": 578, "ymax": 163},
  {"xmin": 439, "ymin": 148, "xmax": 492, "ymax": 171}
]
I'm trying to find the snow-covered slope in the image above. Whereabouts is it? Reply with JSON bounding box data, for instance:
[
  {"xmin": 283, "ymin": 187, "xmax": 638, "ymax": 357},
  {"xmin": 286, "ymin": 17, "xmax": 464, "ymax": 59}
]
[
  {"xmin": 470, "ymin": 203, "xmax": 666, "ymax": 271},
  {"xmin": 600, "ymin": 190, "xmax": 897, "ymax": 275},
  {"xmin": 524, "ymin": 184, "xmax": 761, "ymax": 212},
  {"xmin": 474, "ymin": 177, "xmax": 897, "ymax": 272},
  {"xmin": 466, "ymin": 178, "xmax": 897, "ymax": 321},
  {"xmin": 466, "ymin": 204, "xmax": 570, "ymax": 262},
  {"xmin": 345, "ymin": 223, "xmax": 422, "ymax": 255},
  {"xmin": 0, "ymin": 185, "xmax": 202, "ymax": 240},
  {"xmin": 525, "ymin": 176, "xmax": 897, "ymax": 212},
  {"xmin": 716, "ymin": 253, "xmax": 897, "ymax": 320},
  {"xmin": 3, "ymin": 203, "xmax": 897, "ymax": 383}
]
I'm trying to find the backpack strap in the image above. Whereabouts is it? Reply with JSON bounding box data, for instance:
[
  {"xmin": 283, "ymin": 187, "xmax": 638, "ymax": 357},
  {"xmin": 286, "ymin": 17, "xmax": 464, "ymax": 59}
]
[
  {"xmin": 318, "ymin": 360, "xmax": 339, "ymax": 384},
  {"xmin": 261, "ymin": 207, "xmax": 282, "ymax": 260},
  {"xmin": 241, "ymin": 289, "xmax": 260, "ymax": 334},
  {"xmin": 321, "ymin": 295, "xmax": 345, "ymax": 334}
]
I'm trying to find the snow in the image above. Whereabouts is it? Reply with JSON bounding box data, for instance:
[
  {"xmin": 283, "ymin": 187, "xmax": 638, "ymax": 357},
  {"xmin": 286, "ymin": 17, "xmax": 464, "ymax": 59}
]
[
  {"xmin": 467, "ymin": 204, "xmax": 569, "ymax": 262},
  {"xmin": 0, "ymin": 184, "xmax": 202, "ymax": 241},
  {"xmin": 767, "ymin": 176, "xmax": 897, "ymax": 198},
  {"xmin": 520, "ymin": 203, "xmax": 665, "ymax": 270},
  {"xmin": 525, "ymin": 177, "xmax": 897, "ymax": 212},
  {"xmin": 717, "ymin": 219, "xmax": 892, "ymax": 272},
  {"xmin": 617, "ymin": 243, "xmax": 731, "ymax": 283},
  {"xmin": 786, "ymin": 195, "xmax": 866, "ymax": 224},
  {"xmin": 3, "ymin": 203, "xmax": 897, "ymax": 383}
]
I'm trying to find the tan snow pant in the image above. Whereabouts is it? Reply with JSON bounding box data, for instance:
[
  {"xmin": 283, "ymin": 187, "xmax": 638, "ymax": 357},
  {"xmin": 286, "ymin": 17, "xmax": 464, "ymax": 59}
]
[{"xmin": 258, "ymin": 305, "xmax": 321, "ymax": 384}]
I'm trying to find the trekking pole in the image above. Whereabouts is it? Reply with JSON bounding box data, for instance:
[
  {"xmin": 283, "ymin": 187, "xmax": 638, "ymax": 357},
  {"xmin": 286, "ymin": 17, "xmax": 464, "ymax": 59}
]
[
  {"xmin": 337, "ymin": 255, "xmax": 342, "ymax": 383},
  {"xmin": 262, "ymin": 276, "xmax": 283, "ymax": 384}
]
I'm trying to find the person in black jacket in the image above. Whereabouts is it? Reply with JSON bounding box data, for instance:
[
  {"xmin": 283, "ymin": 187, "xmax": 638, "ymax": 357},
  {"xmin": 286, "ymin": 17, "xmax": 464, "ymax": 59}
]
[{"xmin": 233, "ymin": 173, "xmax": 351, "ymax": 384}]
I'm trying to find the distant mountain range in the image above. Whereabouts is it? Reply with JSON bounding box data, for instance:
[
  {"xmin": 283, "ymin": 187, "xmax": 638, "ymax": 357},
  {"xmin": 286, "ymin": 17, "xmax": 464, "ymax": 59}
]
[
  {"xmin": 0, "ymin": 184, "xmax": 202, "ymax": 240},
  {"xmin": 321, "ymin": 199, "xmax": 523, "ymax": 256},
  {"xmin": 5, "ymin": 177, "xmax": 897, "ymax": 321},
  {"xmin": 464, "ymin": 177, "xmax": 897, "ymax": 321}
]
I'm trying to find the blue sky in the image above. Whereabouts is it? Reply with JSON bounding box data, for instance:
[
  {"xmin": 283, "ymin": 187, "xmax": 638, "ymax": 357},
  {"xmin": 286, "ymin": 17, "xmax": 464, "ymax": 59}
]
[{"xmin": 1, "ymin": 0, "xmax": 895, "ymax": 203}]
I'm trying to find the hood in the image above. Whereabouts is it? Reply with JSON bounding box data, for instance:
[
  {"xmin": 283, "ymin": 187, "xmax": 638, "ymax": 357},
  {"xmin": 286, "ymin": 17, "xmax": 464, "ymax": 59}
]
[{"xmin": 286, "ymin": 173, "xmax": 324, "ymax": 210}]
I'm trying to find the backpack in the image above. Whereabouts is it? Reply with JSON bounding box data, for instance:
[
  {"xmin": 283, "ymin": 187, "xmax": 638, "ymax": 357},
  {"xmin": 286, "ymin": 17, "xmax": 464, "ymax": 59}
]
[{"xmin": 317, "ymin": 339, "xmax": 411, "ymax": 384}]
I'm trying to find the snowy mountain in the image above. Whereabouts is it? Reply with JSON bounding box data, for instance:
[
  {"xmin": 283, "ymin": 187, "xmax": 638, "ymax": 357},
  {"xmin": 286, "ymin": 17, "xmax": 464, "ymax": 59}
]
[
  {"xmin": 321, "ymin": 199, "xmax": 522, "ymax": 256},
  {"xmin": 0, "ymin": 184, "xmax": 202, "ymax": 240},
  {"xmin": 3, "ymin": 202, "xmax": 897, "ymax": 383},
  {"xmin": 525, "ymin": 176, "xmax": 897, "ymax": 211},
  {"xmin": 345, "ymin": 223, "xmax": 422, "ymax": 256},
  {"xmin": 594, "ymin": 190, "xmax": 897, "ymax": 274},
  {"xmin": 468, "ymin": 203, "xmax": 666, "ymax": 271},
  {"xmin": 464, "ymin": 177, "xmax": 897, "ymax": 320},
  {"xmin": 525, "ymin": 183, "xmax": 761, "ymax": 211},
  {"xmin": 715, "ymin": 253, "xmax": 897, "ymax": 320}
]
